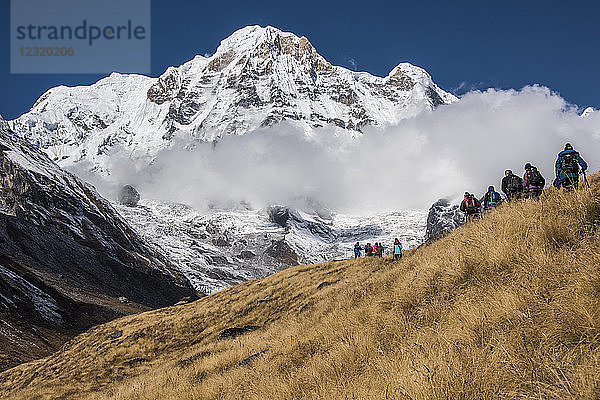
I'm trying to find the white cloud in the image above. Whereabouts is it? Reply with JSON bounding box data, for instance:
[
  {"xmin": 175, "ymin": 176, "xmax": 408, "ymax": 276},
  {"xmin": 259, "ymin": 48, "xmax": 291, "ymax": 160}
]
[{"xmin": 76, "ymin": 86, "xmax": 600, "ymax": 213}]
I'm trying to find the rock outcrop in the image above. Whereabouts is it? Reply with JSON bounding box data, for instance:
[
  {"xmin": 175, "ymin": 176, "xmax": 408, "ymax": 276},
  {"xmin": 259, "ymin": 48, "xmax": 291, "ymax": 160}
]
[
  {"xmin": 425, "ymin": 199, "xmax": 464, "ymax": 242},
  {"xmin": 264, "ymin": 239, "xmax": 299, "ymax": 266},
  {"xmin": 267, "ymin": 205, "xmax": 292, "ymax": 228},
  {"xmin": 119, "ymin": 185, "xmax": 141, "ymax": 207}
]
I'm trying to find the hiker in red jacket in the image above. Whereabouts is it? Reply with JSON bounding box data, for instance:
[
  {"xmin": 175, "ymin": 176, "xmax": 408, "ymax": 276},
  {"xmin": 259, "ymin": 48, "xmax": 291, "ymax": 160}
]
[{"xmin": 460, "ymin": 192, "xmax": 481, "ymax": 222}]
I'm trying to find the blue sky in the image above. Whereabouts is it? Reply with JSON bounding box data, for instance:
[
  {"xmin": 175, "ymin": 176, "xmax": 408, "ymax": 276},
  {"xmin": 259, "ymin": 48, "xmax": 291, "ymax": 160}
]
[{"xmin": 1, "ymin": 0, "xmax": 599, "ymax": 119}]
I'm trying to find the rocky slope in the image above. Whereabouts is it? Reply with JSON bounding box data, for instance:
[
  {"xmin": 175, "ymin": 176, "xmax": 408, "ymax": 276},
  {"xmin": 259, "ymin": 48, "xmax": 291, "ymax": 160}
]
[
  {"xmin": 9, "ymin": 25, "xmax": 457, "ymax": 175},
  {"xmin": 0, "ymin": 117, "xmax": 198, "ymax": 371}
]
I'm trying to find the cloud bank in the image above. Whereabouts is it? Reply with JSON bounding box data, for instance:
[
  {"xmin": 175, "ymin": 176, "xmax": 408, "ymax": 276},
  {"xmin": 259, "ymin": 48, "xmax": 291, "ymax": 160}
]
[{"xmin": 78, "ymin": 86, "xmax": 600, "ymax": 213}]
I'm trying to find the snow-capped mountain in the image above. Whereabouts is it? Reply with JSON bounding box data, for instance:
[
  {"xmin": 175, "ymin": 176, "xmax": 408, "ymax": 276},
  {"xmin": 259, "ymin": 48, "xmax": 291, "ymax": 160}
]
[
  {"xmin": 6, "ymin": 25, "xmax": 455, "ymax": 299},
  {"xmin": 10, "ymin": 25, "xmax": 456, "ymax": 174}
]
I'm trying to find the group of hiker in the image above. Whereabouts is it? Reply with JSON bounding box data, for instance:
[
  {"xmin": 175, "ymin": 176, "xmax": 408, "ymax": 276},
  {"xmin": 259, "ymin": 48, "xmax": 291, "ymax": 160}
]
[
  {"xmin": 354, "ymin": 238, "xmax": 403, "ymax": 260},
  {"xmin": 350, "ymin": 143, "xmax": 589, "ymax": 260},
  {"xmin": 461, "ymin": 143, "xmax": 588, "ymax": 219}
]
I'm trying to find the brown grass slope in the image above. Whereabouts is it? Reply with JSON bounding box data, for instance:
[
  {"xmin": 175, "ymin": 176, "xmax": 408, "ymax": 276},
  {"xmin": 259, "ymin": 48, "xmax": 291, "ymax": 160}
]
[{"xmin": 2, "ymin": 174, "xmax": 600, "ymax": 399}]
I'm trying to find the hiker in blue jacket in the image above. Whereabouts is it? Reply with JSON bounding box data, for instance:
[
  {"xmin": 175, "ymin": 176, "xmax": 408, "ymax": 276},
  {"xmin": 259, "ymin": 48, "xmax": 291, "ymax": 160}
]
[
  {"xmin": 480, "ymin": 186, "xmax": 502, "ymax": 211},
  {"xmin": 393, "ymin": 238, "xmax": 402, "ymax": 261},
  {"xmin": 555, "ymin": 143, "xmax": 588, "ymax": 190},
  {"xmin": 353, "ymin": 242, "xmax": 362, "ymax": 259}
]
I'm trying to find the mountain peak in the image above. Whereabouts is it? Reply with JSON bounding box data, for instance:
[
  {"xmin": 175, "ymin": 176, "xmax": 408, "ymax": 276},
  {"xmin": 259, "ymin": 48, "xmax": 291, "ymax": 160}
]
[
  {"xmin": 219, "ymin": 25, "xmax": 299, "ymax": 48},
  {"xmin": 11, "ymin": 25, "xmax": 456, "ymax": 174},
  {"xmin": 210, "ymin": 25, "xmax": 325, "ymax": 71}
]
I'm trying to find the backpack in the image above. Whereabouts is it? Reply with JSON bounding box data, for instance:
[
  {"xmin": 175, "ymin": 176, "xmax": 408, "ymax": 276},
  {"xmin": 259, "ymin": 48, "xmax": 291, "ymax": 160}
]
[
  {"xmin": 528, "ymin": 167, "xmax": 544, "ymax": 186},
  {"xmin": 465, "ymin": 196, "xmax": 478, "ymax": 212},
  {"xmin": 561, "ymin": 152, "xmax": 579, "ymax": 174},
  {"xmin": 488, "ymin": 191, "xmax": 500, "ymax": 205},
  {"xmin": 507, "ymin": 175, "xmax": 522, "ymax": 192}
]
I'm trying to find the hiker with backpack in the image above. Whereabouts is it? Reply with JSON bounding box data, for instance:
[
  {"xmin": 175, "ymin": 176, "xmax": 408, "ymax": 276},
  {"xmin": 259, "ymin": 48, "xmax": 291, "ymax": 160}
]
[
  {"xmin": 555, "ymin": 143, "xmax": 588, "ymax": 191},
  {"xmin": 523, "ymin": 163, "xmax": 545, "ymax": 200},
  {"xmin": 365, "ymin": 243, "xmax": 374, "ymax": 257},
  {"xmin": 374, "ymin": 243, "xmax": 383, "ymax": 257},
  {"xmin": 460, "ymin": 192, "xmax": 481, "ymax": 221},
  {"xmin": 393, "ymin": 238, "xmax": 402, "ymax": 260},
  {"xmin": 480, "ymin": 185, "xmax": 502, "ymax": 211},
  {"xmin": 354, "ymin": 242, "xmax": 362, "ymax": 259},
  {"xmin": 501, "ymin": 170, "xmax": 523, "ymax": 201}
]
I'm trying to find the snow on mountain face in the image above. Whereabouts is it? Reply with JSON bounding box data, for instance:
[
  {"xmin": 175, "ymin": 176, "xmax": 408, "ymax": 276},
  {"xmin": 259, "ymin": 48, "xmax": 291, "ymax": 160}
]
[
  {"xmin": 10, "ymin": 25, "xmax": 457, "ymax": 174},
  {"xmin": 581, "ymin": 107, "xmax": 596, "ymax": 118},
  {"xmin": 114, "ymin": 200, "xmax": 427, "ymax": 294}
]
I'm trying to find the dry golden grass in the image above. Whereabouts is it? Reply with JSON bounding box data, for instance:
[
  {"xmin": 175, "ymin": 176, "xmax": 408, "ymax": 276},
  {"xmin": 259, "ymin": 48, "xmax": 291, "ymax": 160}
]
[{"xmin": 2, "ymin": 174, "xmax": 600, "ymax": 399}]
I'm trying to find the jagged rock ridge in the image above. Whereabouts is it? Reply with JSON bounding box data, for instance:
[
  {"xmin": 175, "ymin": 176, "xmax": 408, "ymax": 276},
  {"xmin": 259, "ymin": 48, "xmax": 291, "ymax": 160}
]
[{"xmin": 425, "ymin": 198, "xmax": 464, "ymax": 242}]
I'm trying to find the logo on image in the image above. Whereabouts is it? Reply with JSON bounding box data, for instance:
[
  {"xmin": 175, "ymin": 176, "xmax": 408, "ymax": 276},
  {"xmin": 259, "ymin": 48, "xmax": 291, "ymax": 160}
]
[{"xmin": 10, "ymin": 0, "xmax": 150, "ymax": 74}]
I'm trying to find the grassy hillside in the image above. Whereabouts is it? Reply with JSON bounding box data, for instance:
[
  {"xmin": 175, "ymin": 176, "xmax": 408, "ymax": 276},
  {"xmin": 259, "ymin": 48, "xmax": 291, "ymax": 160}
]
[{"xmin": 2, "ymin": 174, "xmax": 600, "ymax": 399}]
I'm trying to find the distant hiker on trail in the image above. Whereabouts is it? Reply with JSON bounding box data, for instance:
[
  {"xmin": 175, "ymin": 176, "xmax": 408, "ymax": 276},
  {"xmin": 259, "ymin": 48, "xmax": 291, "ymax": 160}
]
[
  {"xmin": 480, "ymin": 185, "xmax": 502, "ymax": 211},
  {"xmin": 460, "ymin": 192, "xmax": 481, "ymax": 221},
  {"xmin": 365, "ymin": 243, "xmax": 374, "ymax": 257},
  {"xmin": 374, "ymin": 242, "xmax": 384, "ymax": 257},
  {"xmin": 556, "ymin": 143, "xmax": 588, "ymax": 191},
  {"xmin": 354, "ymin": 242, "xmax": 362, "ymax": 259},
  {"xmin": 393, "ymin": 238, "xmax": 403, "ymax": 260},
  {"xmin": 377, "ymin": 243, "xmax": 384, "ymax": 257},
  {"xmin": 523, "ymin": 163, "xmax": 545, "ymax": 200},
  {"xmin": 501, "ymin": 170, "xmax": 523, "ymax": 201},
  {"xmin": 373, "ymin": 243, "xmax": 380, "ymax": 257}
]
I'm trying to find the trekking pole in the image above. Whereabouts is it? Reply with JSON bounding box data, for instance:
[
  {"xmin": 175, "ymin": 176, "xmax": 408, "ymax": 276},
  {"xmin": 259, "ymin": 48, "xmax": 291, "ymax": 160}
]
[{"xmin": 582, "ymin": 171, "xmax": 591, "ymax": 190}]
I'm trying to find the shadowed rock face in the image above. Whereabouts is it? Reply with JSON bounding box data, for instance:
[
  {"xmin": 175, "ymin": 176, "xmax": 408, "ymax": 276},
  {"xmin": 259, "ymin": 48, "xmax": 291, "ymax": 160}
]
[
  {"xmin": 426, "ymin": 86, "xmax": 446, "ymax": 108},
  {"xmin": 0, "ymin": 117, "xmax": 199, "ymax": 371},
  {"xmin": 267, "ymin": 205, "xmax": 291, "ymax": 228},
  {"xmin": 425, "ymin": 199, "xmax": 465, "ymax": 242},
  {"xmin": 147, "ymin": 67, "xmax": 181, "ymax": 105},
  {"xmin": 267, "ymin": 204, "xmax": 336, "ymax": 238}
]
